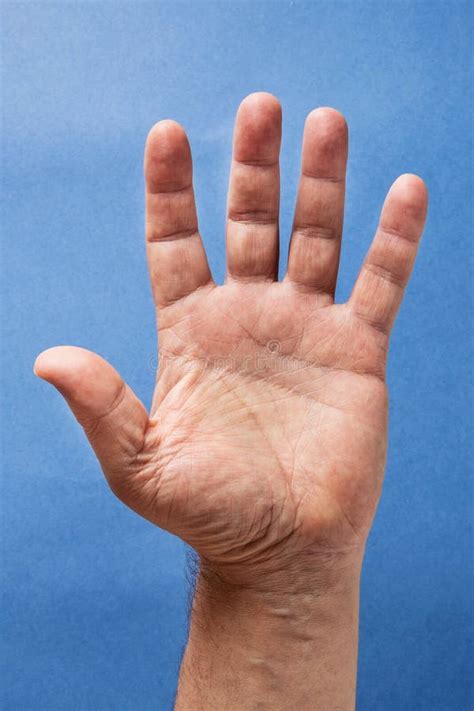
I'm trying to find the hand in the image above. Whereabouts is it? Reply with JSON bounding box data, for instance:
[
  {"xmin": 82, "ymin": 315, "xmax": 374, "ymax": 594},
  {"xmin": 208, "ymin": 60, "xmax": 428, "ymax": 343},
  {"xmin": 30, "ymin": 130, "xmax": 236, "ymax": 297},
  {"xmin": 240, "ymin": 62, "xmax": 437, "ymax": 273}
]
[{"xmin": 35, "ymin": 93, "xmax": 428, "ymax": 594}]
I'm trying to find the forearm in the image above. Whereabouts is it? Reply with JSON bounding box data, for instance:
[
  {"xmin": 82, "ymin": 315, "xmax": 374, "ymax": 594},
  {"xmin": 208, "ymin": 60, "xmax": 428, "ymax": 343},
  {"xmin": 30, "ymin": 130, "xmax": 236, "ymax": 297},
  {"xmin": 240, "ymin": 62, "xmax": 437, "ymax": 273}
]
[{"xmin": 175, "ymin": 562, "xmax": 362, "ymax": 711}]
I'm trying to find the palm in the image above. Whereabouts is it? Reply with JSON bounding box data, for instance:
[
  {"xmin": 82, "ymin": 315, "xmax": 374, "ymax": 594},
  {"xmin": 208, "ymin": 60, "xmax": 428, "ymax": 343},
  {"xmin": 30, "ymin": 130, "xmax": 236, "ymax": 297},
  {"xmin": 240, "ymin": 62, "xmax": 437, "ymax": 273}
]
[
  {"xmin": 146, "ymin": 281, "xmax": 387, "ymax": 573},
  {"xmin": 36, "ymin": 94, "xmax": 427, "ymax": 585}
]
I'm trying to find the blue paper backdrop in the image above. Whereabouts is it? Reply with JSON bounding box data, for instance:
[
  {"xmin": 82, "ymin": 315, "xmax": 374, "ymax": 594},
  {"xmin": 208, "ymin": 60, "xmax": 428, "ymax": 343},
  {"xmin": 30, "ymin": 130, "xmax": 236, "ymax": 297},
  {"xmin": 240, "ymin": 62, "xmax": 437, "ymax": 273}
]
[{"xmin": 2, "ymin": 2, "xmax": 472, "ymax": 710}]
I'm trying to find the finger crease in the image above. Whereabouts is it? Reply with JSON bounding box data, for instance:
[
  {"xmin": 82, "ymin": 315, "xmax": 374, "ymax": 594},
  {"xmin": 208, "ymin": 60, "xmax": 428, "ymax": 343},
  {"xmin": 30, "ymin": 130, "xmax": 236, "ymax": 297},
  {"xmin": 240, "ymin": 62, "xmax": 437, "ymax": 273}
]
[
  {"xmin": 83, "ymin": 381, "xmax": 127, "ymax": 434},
  {"xmin": 147, "ymin": 228, "xmax": 199, "ymax": 243},
  {"xmin": 377, "ymin": 225, "xmax": 419, "ymax": 244},
  {"xmin": 353, "ymin": 309, "xmax": 390, "ymax": 336},
  {"xmin": 233, "ymin": 158, "xmax": 278, "ymax": 169},
  {"xmin": 147, "ymin": 182, "xmax": 193, "ymax": 195},
  {"xmin": 228, "ymin": 212, "xmax": 278, "ymax": 226},
  {"xmin": 292, "ymin": 224, "xmax": 338, "ymax": 241},
  {"xmin": 301, "ymin": 172, "xmax": 344, "ymax": 184},
  {"xmin": 363, "ymin": 262, "xmax": 405, "ymax": 289}
]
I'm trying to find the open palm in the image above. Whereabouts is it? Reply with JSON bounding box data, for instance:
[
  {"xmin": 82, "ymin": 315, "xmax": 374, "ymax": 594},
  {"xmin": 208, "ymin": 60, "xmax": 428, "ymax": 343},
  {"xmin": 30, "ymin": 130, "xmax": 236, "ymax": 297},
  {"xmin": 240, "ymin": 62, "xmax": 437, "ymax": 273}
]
[{"xmin": 36, "ymin": 94, "xmax": 427, "ymax": 588}]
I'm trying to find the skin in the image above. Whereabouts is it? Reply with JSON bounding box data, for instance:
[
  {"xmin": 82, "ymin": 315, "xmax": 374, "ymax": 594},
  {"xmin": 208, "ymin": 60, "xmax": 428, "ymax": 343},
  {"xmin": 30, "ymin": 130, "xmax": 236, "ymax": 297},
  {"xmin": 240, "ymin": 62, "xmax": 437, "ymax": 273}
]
[{"xmin": 35, "ymin": 93, "xmax": 428, "ymax": 710}]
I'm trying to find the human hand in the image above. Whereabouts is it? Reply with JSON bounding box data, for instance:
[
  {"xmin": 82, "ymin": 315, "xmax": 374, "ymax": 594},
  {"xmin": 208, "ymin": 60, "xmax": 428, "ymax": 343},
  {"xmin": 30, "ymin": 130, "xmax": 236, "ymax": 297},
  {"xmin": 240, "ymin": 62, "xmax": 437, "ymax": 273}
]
[{"xmin": 35, "ymin": 93, "xmax": 427, "ymax": 595}]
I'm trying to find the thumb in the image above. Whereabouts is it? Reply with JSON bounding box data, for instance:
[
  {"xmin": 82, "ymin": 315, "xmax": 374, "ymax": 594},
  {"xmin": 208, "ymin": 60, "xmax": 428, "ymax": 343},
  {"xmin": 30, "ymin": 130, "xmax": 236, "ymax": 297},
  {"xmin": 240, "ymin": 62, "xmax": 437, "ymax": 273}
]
[{"xmin": 34, "ymin": 346, "xmax": 149, "ymax": 489}]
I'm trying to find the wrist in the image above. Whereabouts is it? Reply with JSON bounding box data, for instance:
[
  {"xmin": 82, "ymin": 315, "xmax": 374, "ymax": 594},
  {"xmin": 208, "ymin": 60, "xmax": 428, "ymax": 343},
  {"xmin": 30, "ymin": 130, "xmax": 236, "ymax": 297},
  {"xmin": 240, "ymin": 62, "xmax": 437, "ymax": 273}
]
[
  {"xmin": 197, "ymin": 542, "xmax": 366, "ymax": 597},
  {"xmin": 194, "ymin": 554, "xmax": 362, "ymax": 643},
  {"xmin": 175, "ymin": 552, "xmax": 363, "ymax": 711}
]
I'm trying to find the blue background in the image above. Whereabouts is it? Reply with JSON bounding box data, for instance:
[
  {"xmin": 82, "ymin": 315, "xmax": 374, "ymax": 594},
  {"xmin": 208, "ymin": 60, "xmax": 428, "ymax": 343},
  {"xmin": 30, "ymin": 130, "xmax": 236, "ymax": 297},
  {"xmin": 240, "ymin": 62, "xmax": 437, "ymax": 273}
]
[{"xmin": 2, "ymin": 2, "xmax": 472, "ymax": 709}]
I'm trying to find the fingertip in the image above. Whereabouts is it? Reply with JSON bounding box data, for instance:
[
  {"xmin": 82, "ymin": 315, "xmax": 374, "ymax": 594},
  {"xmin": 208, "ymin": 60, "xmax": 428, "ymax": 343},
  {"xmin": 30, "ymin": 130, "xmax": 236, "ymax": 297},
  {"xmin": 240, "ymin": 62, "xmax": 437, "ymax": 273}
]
[
  {"xmin": 145, "ymin": 119, "xmax": 190, "ymax": 166},
  {"xmin": 301, "ymin": 107, "xmax": 348, "ymax": 179},
  {"xmin": 144, "ymin": 119, "xmax": 192, "ymax": 192},
  {"xmin": 34, "ymin": 347, "xmax": 147, "ymax": 477},
  {"xmin": 33, "ymin": 346, "xmax": 102, "ymax": 390},
  {"xmin": 33, "ymin": 353, "xmax": 43, "ymax": 377},
  {"xmin": 34, "ymin": 346, "xmax": 72, "ymax": 381},
  {"xmin": 238, "ymin": 91, "xmax": 281, "ymax": 116},
  {"xmin": 305, "ymin": 107, "xmax": 348, "ymax": 137},
  {"xmin": 392, "ymin": 173, "xmax": 428, "ymax": 196},
  {"xmin": 234, "ymin": 92, "xmax": 282, "ymax": 162},
  {"xmin": 146, "ymin": 119, "xmax": 188, "ymax": 151},
  {"xmin": 34, "ymin": 346, "xmax": 128, "ymax": 421},
  {"xmin": 387, "ymin": 173, "xmax": 428, "ymax": 223}
]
